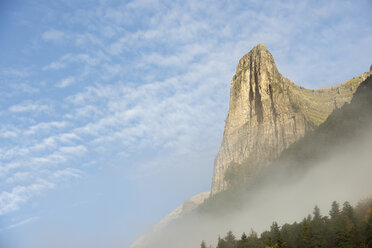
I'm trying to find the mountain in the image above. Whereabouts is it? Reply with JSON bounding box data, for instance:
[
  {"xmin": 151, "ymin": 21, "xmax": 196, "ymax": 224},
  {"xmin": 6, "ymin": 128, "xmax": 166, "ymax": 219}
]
[
  {"xmin": 199, "ymin": 73, "xmax": 372, "ymax": 248},
  {"xmin": 211, "ymin": 44, "xmax": 370, "ymax": 195},
  {"xmin": 130, "ymin": 45, "xmax": 372, "ymax": 248}
]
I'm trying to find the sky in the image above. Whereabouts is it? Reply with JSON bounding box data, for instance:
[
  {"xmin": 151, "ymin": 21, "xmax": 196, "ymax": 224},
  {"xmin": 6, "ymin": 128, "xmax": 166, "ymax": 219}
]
[{"xmin": 0, "ymin": 0, "xmax": 371, "ymax": 247}]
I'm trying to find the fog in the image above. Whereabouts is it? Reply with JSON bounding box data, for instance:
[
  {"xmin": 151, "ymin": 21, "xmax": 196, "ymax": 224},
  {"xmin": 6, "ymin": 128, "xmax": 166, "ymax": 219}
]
[{"xmin": 132, "ymin": 122, "xmax": 372, "ymax": 248}]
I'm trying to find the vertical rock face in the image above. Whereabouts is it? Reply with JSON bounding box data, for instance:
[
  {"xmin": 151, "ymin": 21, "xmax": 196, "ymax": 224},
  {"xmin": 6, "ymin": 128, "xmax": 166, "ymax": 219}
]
[{"xmin": 211, "ymin": 44, "xmax": 370, "ymax": 195}]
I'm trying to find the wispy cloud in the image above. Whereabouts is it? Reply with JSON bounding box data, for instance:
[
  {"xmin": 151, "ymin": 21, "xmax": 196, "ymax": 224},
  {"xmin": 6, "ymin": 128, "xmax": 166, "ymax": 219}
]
[
  {"xmin": 25, "ymin": 121, "xmax": 67, "ymax": 135},
  {"xmin": 5, "ymin": 172, "xmax": 33, "ymax": 184},
  {"xmin": 15, "ymin": 83, "xmax": 40, "ymax": 94},
  {"xmin": 8, "ymin": 101, "xmax": 51, "ymax": 113},
  {"xmin": 0, "ymin": 180, "xmax": 54, "ymax": 216},
  {"xmin": 0, "ymin": 216, "xmax": 40, "ymax": 232},
  {"xmin": 42, "ymin": 29, "xmax": 68, "ymax": 42},
  {"xmin": 56, "ymin": 76, "xmax": 75, "ymax": 88},
  {"xmin": 0, "ymin": 130, "xmax": 18, "ymax": 138},
  {"xmin": 53, "ymin": 168, "xmax": 83, "ymax": 179},
  {"xmin": 42, "ymin": 53, "xmax": 100, "ymax": 71}
]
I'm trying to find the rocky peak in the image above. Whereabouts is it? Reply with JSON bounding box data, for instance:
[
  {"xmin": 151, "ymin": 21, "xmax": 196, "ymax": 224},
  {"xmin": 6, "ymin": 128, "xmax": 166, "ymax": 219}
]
[
  {"xmin": 211, "ymin": 44, "xmax": 370, "ymax": 195},
  {"xmin": 227, "ymin": 43, "xmax": 281, "ymax": 130}
]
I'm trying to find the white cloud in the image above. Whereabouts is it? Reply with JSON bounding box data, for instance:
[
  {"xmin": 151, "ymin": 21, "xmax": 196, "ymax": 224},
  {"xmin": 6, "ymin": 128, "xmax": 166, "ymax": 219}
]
[
  {"xmin": 53, "ymin": 168, "xmax": 82, "ymax": 179},
  {"xmin": 14, "ymin": 83, "xmax": 39, "ymax": 94},
  {"xmin": 108, "ymin": 37, "xmax": 127, "ymax": 55},
  {"xmin": 42, "ymin": 53, "xmax": 100, "ymax": 71},
  {"xmin": 42, "ymin": 29, "xmax": 68, "ymax": 42},
  {"xmin": 58, "ymin": 132, "xmax": 81, "ymax": 143},
  {"xmin": 0, "ymin": 67, "xmax": 30, "ymax": 78},
  {"xmin": 5, "ymin": 172, "xmax": 32, "ymax": 184},
  {"xmin": 30, "ymin": 136, "xmax": 57, "ymax": 152},
  {"xmin": 0, "ymin": 180, "xmax": 54, "ymax": 215},
  {"xmin": 0, "ymin": 130, "xmax": 18, "ymax": 138},
  {"xmin": 75, "ymin": 33, "xmax": 103, "ymax": 47},
  {"xmin": 59, "ymin": 145, "xmax": 87, "ymax": 156},
  {"xmin": 56, "ymin": 76, "xmax": 75, "ymax": 88},
  {"xmin": 26, "ymin": 121, "xmax": 67, "ymax": 135},
  {"xmin": 0, "ymin": 216, "xmax": 40, "ymax": 232},
  {"xmin": 8, "ymin": 101, "xmax": 51, "ymax": 113},
  {"xmin": 101, "ymin": 26, "xmax": 116, "ymax": 38}
]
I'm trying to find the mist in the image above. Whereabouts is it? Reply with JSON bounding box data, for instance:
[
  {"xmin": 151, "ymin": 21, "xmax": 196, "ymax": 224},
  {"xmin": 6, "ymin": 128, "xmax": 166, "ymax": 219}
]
[{"xmin": 132, "ymin": 119, "xmax": 372, "ymax": 248}]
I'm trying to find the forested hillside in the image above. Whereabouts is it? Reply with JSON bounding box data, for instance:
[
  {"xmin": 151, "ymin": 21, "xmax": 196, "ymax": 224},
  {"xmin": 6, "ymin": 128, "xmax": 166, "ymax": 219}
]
[{"xmin": 201, "ymin": 199, "xmax": 372, "ymax": 248}]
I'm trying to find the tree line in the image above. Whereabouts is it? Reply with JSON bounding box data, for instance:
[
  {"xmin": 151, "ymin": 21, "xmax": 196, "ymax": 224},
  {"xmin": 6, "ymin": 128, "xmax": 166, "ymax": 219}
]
[{"xmin": 201, "ymin": 199, "xmax": 372, "ymax": 248}]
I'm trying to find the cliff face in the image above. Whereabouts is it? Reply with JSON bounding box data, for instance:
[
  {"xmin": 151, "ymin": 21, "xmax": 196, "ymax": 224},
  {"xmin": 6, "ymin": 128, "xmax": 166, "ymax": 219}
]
[{"xmin": 211, "ymin": 44, "xmax": 370, "ymax": 195}]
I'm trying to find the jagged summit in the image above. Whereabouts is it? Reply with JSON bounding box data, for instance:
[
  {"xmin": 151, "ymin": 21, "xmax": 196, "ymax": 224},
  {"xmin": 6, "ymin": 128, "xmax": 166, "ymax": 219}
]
[
  {"xmin": 248, "ymin": 43, "xmax": 267, "ymax": 52},
  {"xmin": 236, "ymin": 43, "xmax": 277, "ymax": 78},
  {"xmin": 211, "ymin": 44, "xmax": 371, "ymax": 195}
]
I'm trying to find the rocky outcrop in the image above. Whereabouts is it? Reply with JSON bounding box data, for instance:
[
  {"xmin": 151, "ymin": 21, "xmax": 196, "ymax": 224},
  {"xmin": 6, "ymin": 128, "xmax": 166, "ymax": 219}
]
[{"xmin": 211, "ymin": 44, "xmax": 371, "ymax": 195}]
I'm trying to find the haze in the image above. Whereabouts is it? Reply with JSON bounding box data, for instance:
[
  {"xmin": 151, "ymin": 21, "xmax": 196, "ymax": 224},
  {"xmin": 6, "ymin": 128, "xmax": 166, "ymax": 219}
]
[{"xmin": 132, "ymin": 116, "xmax": 372, "ymax": 247}]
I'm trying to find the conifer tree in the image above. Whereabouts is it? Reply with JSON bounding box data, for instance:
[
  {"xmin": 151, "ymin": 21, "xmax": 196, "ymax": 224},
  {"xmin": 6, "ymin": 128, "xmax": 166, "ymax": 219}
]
[
  {"xmin": 301, "ymin": 219, "xmax": 312, "ymax": 248},
  {"xmin": 217, "ymin": 236, "xmax": 226, "ymax": 248},
  {"xmin": 366, "ymin": 209, "xmax": 372, "ymax": 248},
  {"xmin": 313, "ymin": 205, "xmax": 321, "ymax": 221},
  {"xmin": 311, "ymin": 205, "xmax": 326, "ymax": 248},
  {"xmin": 237, "ymin": 233, "xmax": 248, "ymax": 248},
  {"xmin": 270, "ymin": 222, "xmax": 285, "ymax": 247},
  {"xmin": 330, "ymin": 201, "xmax": 340, "ymax": 220},
  {"xmin": 224, "ymin": 230, "xmax": 237, "ymax": 248}
]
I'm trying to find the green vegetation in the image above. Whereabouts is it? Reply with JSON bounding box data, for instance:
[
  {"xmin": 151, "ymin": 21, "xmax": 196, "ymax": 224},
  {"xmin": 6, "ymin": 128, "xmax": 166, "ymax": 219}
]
[{"xmin": 201, "ymin": 199, "xmax": 372, "ymax": 248}]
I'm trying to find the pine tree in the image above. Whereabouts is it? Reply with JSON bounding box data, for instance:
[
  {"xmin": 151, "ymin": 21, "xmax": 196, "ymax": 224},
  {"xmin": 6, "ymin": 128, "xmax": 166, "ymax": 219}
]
[
  {"xmin": 247, "ymin": 229, "xmax": 260, "ymax": 248},
  {"xmin": 366, "ymin": 209, "xmax": 372, "ymax": 248},
  {"xmin": 224, "ymin": 230, "xmax": 237, "ymax": 248},
  {"xmin": 301, "ymin": 219, "xmax": 312, "ymax": 248},
  {"xmin": 237, "ymin": 233, "xmax": 248, "ymax": 248},
  {"xmin": 216, "ymin": 236, "xmax": 226, "ymax": 248},
  {"xmin": 342, "ymin": 201, "xmax": 361, "ymax": 247},
  {"xmin": 270, "ymin": 222, "xmax": 285, "ymax": 247},
  {"xmin": 311, "ymin": 206, "xmax": 326, "ymax": 248},
  {"xmin": 271, "ymin": 222, "xmax": 280, "ymax": 243},
  {"xmin": 342, "ymin": 202, "xmax": 355, "ymax": 222},
  {"xmin": 201, "ymin": 240, "xmax": 207, "ymax": 248},
  {"xmin": 217, "ymin": 236, "xmax": 227, "ymax": 248},
  {"xmin": 330, "ymin": 201, "xmax": 340, "ymax": 220},
  {"xmin": 329, "ymin": 201, "xmax": 343, "ymax": 247}
]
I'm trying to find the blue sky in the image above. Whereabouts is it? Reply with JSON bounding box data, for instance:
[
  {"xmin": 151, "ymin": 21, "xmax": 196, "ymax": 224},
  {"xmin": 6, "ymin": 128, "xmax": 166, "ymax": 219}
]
[{"xmin": 0, "ymin": 0, "xmax": 371, "ymax": 247}]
